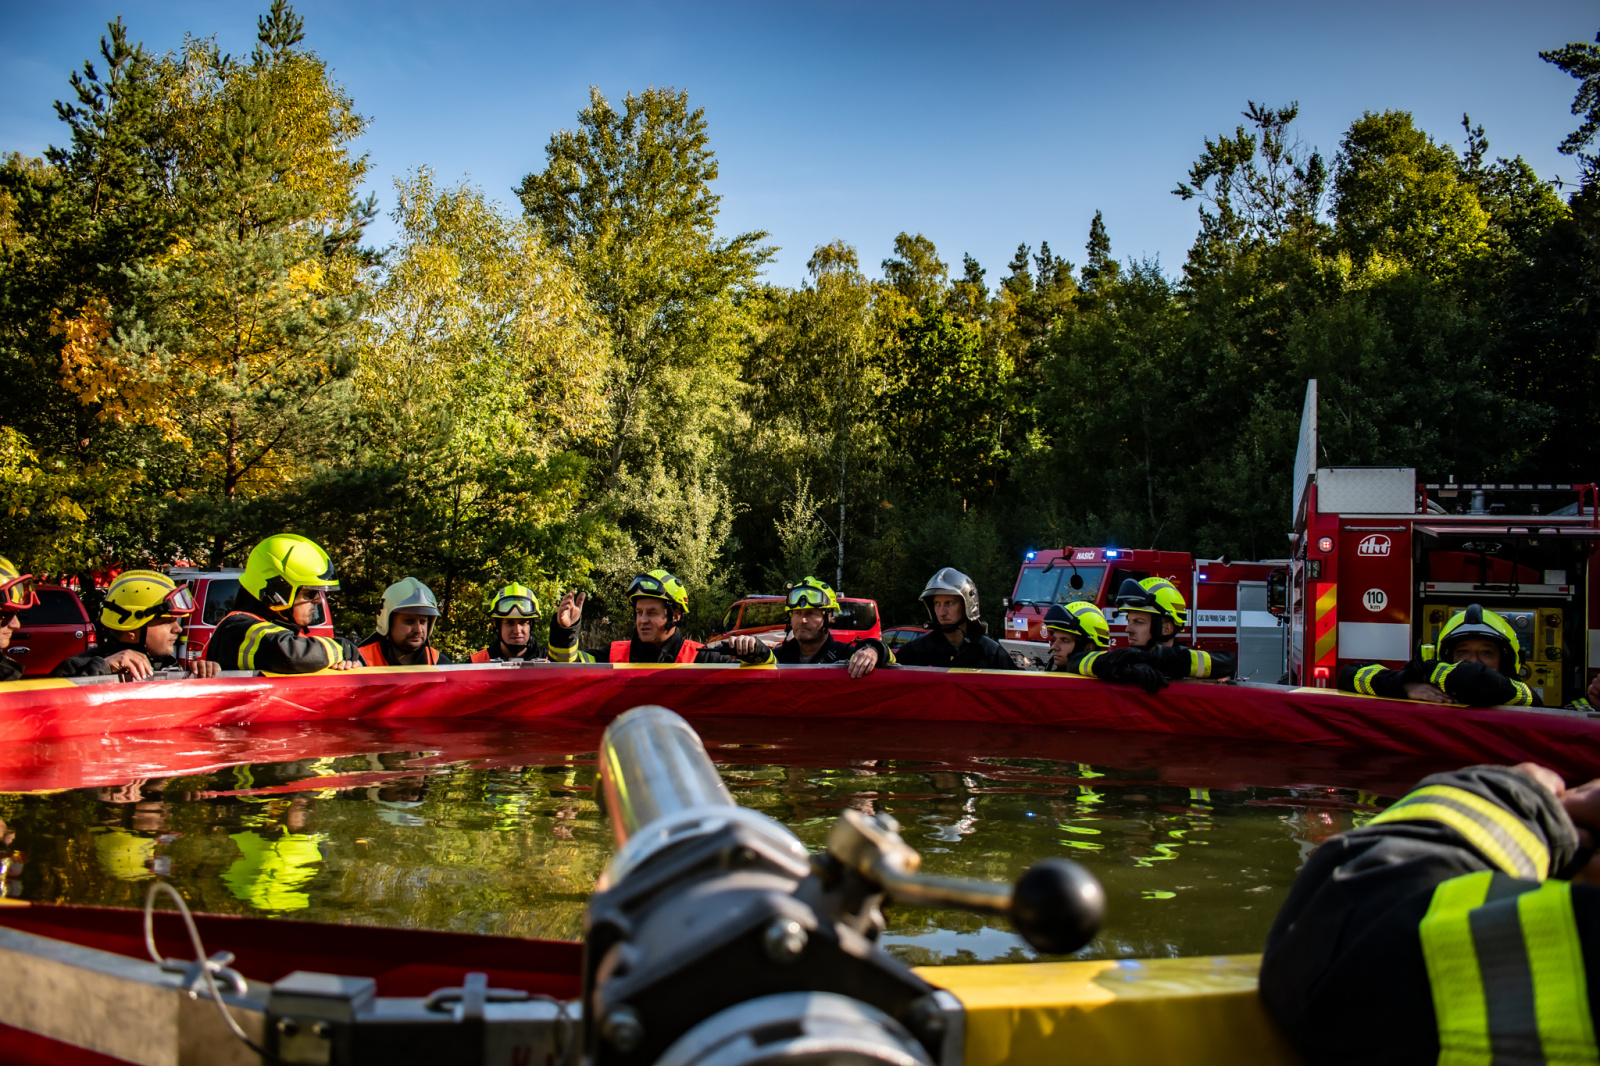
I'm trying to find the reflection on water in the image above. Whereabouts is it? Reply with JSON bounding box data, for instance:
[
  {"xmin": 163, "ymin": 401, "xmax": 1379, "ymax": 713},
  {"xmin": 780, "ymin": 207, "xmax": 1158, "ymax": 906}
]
[{"xmin": 0, "ymin": 717, "xmax": 1445, "ymax": 964}]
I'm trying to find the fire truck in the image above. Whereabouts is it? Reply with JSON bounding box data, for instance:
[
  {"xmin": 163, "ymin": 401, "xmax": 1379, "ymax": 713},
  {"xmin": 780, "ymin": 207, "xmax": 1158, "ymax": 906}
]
[
  {"xmin": 999, "ymin": 547, "xmax": 1284, "ymax": 676},
  {"xmin": 1278, "ymin": 381, "xmax": 1600, "ymax": 705}
]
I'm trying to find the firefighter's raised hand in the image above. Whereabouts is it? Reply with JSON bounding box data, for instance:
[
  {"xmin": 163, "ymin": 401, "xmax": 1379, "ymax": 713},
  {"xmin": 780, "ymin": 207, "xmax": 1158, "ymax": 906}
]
[
  {"xmin": 1515, "ymin": 763, "xmax": 1600, "ymax": 885},
  {"xmin": 847, "ymin": 645, "xmax": 880, "ymax": 679},
  {"xmin": 1403, "ymin": 681, "xmax": 1452, "ymax": 704},
  {"xmin": 555, "ymin": 591, "xmax": 586, "ymax": 629},
  {"xmin": 103, "ymin": 648, "xmax": 153, "ymax": 681}
]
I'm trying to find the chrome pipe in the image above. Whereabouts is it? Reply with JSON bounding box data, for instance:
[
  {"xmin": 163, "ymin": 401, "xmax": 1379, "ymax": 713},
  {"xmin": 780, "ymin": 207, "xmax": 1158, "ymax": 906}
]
[{"xmin": 598, "ymin": 705, "xmax": 736, "ymax": 849}]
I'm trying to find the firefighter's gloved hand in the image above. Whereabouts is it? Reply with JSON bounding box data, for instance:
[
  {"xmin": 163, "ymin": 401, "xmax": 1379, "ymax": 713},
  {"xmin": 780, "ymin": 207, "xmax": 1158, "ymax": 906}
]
[
  {"xmin": 1123, "ymin": 662, "xmax": 1168, "ymax": 695},
  {"xmin": 1435, "ymin": 661, "xmax": 1514, "ymax": 707}
]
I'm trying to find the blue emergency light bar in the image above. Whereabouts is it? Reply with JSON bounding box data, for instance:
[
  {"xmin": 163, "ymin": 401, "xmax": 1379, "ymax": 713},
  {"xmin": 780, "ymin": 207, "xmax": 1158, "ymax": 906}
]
[
  {"xmin": 1105, "ymin": 550, "xmax": 1120, "ymax": 559},
  {"xmin": 1025, "ymin": 551, "xmax": 1036, "ymax": 561}
]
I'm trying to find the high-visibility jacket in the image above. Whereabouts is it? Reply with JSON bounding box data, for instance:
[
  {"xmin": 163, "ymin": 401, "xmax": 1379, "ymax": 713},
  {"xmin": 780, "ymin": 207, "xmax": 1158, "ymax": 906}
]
[
  {"xmin": 356, "ymin": 640, "xmax": 441, "ymax": 667},
  {"xmin": 1260, "ymin": 765, "xmax": 1596, "ymax": 1066},
  {"xmin": 205, "ymin": 605, "xmax": 355, "ymax": 674},
  {"xmin": 470, "ymin": 643, "xmax": 544, "ymax": 664},
  {"xmin": 611, "ymin": 638, "xmax": 702, "ymax": 663},
  {"xmin": 1340, "ymin": 655, "xmax": 1541, "ymax": 707}
]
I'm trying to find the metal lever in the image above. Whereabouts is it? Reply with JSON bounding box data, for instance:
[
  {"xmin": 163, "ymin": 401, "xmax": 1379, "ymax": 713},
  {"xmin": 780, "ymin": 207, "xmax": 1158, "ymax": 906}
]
[{"xmin": 826, "ymin": 808, "xmax": 1105, "ymax": 955}]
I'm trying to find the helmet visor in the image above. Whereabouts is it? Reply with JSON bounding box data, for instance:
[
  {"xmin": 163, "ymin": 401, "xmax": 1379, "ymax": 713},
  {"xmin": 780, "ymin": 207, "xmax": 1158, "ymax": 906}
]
[
  {"xmin": 786, "ymin": 586, "xmax": 831, "ymax": 611},
  {"xmin": 0, "ymin": 574, "xmax": 38, "ymax": 613},
  {"xmin": 492, "ymin": 594, "xmax": 538, "ymax": 618},
  {"xmin": 628, "ymin": 575, "xmax": 670, "ymax": 600},
  {"xmin": 159, "ymin": 582, "xmax": 197, "ymax": 619}
]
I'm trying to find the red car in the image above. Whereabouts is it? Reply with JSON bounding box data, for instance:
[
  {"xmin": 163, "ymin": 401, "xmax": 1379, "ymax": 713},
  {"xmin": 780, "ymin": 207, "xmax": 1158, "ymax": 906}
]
[
  {"xmin": 3, "ymin": 584, "xmax": 94, "ymax": 677},
  {"xmin": 711, "ymin": 596, "xmax": 882, "ymax": 647},
  {"xmin": 168, "ymin": 567, "xmax": 335, "ymax": 666}
]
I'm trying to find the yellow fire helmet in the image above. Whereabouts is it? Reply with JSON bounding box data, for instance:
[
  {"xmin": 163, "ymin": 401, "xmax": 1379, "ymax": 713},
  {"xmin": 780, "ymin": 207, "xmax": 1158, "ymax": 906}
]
[
  {"xmin": 1435, "ymin": 603, "xmax": 1522, "ymax": 676},
  {"xmin": 1043, "ymin": 601, "xmax": 1110, "ymax": 649},
  {"xmin": 241, "ymin": 534, "xmax": 338, "ymax": 613},
  {"xmin": 100, "ymin": 570, "xmax": 196, "ymax": 632},
  {"xmin": 1114, "ymin": 576, "xmax": 1189, "ymax": 630},
  {"xmin": 489, "ymin": 583, "xmax": 541, "ymax": 620},
  {"xmin": 785, "ymin": 576, "xmax": 840, "ymax": 616},
  {"xmin": 628, "ymin": 569, "xmax": 690, "ymax": 617},
  {"xmin": 0, "ymin": 555, "xmax": 38, "ymax": 614}
]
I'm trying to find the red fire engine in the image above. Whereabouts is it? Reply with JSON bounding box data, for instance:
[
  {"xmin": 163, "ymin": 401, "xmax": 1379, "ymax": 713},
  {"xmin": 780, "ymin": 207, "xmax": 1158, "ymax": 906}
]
[
  {"xmin": 1278, "ymin": 382, "xmax": 1600, "ymax": 705},
  {"xmin": 999, "ymin": 547, "xmax": 1284, "ymax": 675}
]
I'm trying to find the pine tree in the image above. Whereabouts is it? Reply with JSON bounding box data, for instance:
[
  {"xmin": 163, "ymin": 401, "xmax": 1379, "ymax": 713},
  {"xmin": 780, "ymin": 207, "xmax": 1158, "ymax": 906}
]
[{"xmin": 1082, "ymin": 210, "xmax": 1114, "ymax": 291}]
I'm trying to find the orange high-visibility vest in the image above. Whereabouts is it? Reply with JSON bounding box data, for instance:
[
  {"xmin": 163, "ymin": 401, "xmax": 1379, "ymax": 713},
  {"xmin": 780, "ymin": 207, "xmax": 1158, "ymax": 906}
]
[
  {"xmin": 609, "ymin": 639, "xmax": 702, "ymax": 664},
  {"xmin": 358, "ymin": 642, "xmax": 439, "ymax": 667}
]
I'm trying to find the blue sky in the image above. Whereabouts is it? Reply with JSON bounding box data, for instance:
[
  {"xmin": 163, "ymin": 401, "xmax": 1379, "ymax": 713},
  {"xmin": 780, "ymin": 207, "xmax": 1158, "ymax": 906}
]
[{"xmin": 2, "ymin": 1, "xmax": 1595, "ymax": 287}]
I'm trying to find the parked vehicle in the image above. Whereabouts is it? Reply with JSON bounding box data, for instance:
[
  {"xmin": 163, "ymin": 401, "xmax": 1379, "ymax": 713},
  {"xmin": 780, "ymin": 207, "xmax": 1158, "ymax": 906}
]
[
  {"xmin": 1, "ymin": 584, "xmax": 93, "ymax": 677},
  {"xmin": 999, "ymin": 548, "xmax": 1283, "ymax": 675},
  {"xmin": 167, "ymin": 567, "xmax": 335, "ymax": 666},
  {"xmin": 879, "ymin": 625, "xmax": 929, "ymax": 651},
  {"xmin": 1276, "ymin": 380, "xmax": 1600, "ymax": 702},
  {"xmin": 711, "ymin": 595, "xmax": 881, "ymax": 647}
]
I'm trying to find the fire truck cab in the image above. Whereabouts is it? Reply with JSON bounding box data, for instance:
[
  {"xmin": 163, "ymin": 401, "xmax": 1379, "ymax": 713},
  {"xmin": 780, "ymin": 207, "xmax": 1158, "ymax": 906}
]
[
  {"xmin": 999, "ymin": 547, "xmax": 1283, "ymax": 675},
  {"xmin": 1280, "ymin": 383, "xmax": 1600, "ymax": 705}
]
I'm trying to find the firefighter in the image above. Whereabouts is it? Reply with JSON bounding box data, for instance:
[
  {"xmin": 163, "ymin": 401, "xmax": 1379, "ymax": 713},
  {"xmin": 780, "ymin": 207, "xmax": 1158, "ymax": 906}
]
[
  {"xmin": 772, "ymin": 576, "xmax": 887, "ymax": 678},
  {"xmin": 892, "ymin": 568, "xmax": 1017, "ymax": 670},
  {"xmin": 205, "ymin": 534, "xmax": 361, "ymax": 673},
  {"xmin": 52, "ymin": 570, "xmax": 222, "ymax": 680},
  {"xmin": 0, "ymin": 556, "xmax": 37, "ymax": 683},
  {"xmin": 1041, "ymin": 600, "xmax": 1170, "ymax": 693},
  {"xmin": 358, "ymin": 577, "xmax": 450, "ymax": 666},
  {"xmin": 1112, "ymin": 576, "xmax": 1235, "ymax": 681},
  {"xmin": 1339, "ymin": 603, "xmax": 1540, "ymax": 707},
  {"xmin": 548, "ymin": 569, "xmax": 774, "ymax": 665},
  {"xmin": 1260, "ymin": 760, "xmax": 1600, "ymax": 1066},
  {"xmin": 470, "ymin": 583, "xmax": 546, "ymax": 663}
]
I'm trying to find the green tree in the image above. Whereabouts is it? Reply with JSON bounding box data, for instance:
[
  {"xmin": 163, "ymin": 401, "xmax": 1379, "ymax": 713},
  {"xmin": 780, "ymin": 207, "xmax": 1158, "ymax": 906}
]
[{"xmin": 516, "ymin": 87, "xmax": 773, "ymax": 480}]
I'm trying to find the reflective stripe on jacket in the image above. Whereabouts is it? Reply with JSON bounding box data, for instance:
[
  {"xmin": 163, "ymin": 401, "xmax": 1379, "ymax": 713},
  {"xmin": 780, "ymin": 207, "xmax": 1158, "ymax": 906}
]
[
  {"xmin": 207, "ymin": 610, "xmax": 350, "ymax": 674},
  {"xmin": 1421, "ymin": 870, "xmax": 1595, "ymax": 1064}
]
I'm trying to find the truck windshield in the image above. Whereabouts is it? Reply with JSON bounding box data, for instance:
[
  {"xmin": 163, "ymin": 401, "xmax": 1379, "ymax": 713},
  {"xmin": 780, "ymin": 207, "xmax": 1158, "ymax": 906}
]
[{"xmin": 1013, "ymin": 564, "xmax": 1105, "ymax": 606}]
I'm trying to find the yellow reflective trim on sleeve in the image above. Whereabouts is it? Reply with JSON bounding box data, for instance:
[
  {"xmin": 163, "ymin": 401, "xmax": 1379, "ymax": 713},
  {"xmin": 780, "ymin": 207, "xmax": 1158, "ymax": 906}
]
[
  {"xmin": 1508, "ymin": 681, "xmax": 1535, "ymax": 707},
  {"xmin": 1354, "ymin": 664, "xmax": 1384, "ymax": 696},
  {"xmin": 547, "ymin": 641, "xmax": 580, "ymax": 663},
  {"xmin": 1078, "ymin": 651, "xmax": 1103, "ymax": 676},
  {"xmin": 1520, "ymin": 880, "xmax": 1599, "ymax": 1063},
  {"xmin": 1192, "ymin": 650, "xmax": 1213, "ymax": 678},
  {"xmin": 239, "ymin": 622, "xmax": 276, "ymax": 670},
  {"xmin": 1369, "ymin": 785, "xmax": 1550, "ymax": 879},
  {"xmin": 1431, "ymin": 662, "xmax": 1457, "ymax": 688},
  {"xmin": 1420, "ymin": 872, "xmax": 1495, "ymax": 1066}
]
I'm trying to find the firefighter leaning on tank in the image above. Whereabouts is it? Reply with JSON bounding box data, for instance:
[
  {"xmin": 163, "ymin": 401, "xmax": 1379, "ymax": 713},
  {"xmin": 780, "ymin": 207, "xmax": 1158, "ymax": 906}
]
[
  {"xmin": 357, "ymin": 577, "xmax": 451, "ymax": 667},
  {"xmin": 204, "ymin": 535, "xmax": 361, "ymax": 674},
  {"xmin": 892, "ymin": 568, "xmax": 1017, "ymax": 669},
  {"xmin": 470, "ymin": 583, "xmax": 546, "ymax": 663},
  {"xmin": 1056, "ymin": 577, "xmax": 1235, "ymax": 691},
  {"xmin": 53, "ymin": 570, "xmax": 221, "ymax": 680},
  {"xmin": 547, "ymin": 569, "xmax": 774, "ymax": 666},
  {"xmin": 772, "ymin": 576, "xmax": 887, "ymax": 677},
  {"xmin": 0, "ymin": 556, "xmax": 37, "ymax": 682},
  {"xmin": 1039, "ymin": 600, "xmax": 1175, "ymax": 693},
  {"xmin": 1339, "ymin": 603, "xmax": 1541, "ymax": 708},
  {"xmin": 1261, "ymin": 760, "xmax": 1600, "ymax": 1066}
]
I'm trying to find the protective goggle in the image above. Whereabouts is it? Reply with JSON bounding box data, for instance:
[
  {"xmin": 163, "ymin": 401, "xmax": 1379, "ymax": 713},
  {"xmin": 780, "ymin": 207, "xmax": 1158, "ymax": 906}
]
[
  {"xmin": 628, "ymin": 575, "xmax": 674, "ymax": 600},
  {"xmin": 491, "ymin": 595, "xmax": 538, "ymax": 619},
  {"xmin": 0, "ymin": 573, "xmax": 38, "ymax": 613},
  {"xmin": 104, "ymin": 582, "xmax": 197, "ymax": 626},
  {"xmin": 786, "ymin": 586, "xmax": 832, "ymax": 611}
]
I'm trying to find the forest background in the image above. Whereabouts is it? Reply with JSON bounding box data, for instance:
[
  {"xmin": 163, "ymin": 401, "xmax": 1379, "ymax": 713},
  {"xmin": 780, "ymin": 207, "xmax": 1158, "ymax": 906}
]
[{"xmin": 3, "ymin": 3, "xmax": 1599, "ymax": 655}]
